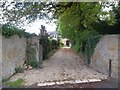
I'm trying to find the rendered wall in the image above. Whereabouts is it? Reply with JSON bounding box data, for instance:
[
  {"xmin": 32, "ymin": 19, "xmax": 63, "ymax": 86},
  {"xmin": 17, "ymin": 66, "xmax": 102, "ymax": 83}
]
[
  {"xmin": 2, "ymin": 35, "xmax": 27, "ymax": 79},
  {"xmin": 91, "ymin": 35, "xmax": 119, "ymax": 79}
]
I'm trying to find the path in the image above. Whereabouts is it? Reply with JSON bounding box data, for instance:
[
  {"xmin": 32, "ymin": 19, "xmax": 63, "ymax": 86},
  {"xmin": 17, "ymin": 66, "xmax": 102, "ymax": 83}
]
[{"xmin": 9, "ymin": 47, "xmax": 108, "ymax": 87}]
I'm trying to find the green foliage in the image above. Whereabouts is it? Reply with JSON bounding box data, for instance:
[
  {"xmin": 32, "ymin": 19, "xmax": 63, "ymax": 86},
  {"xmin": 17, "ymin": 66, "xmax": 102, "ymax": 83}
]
[
  {"xmin": 72, "ymin": 44, "xmax": 80, "ymax": 53},
  {"xmin": 91, "ymin": 2, "xmax": 120, "ymax": 34},
  {"xmin": 3, "ymin": 78, "xmax": 24, "ymax": 88},
  {"xmin": 1, "ymin": 2, "xmax": 48, "ymax": 24},
  {"xmin": 40, "ymin": 37, "xmax": 60, "ymax": 60},
  {"xmin": 2, "ymin": 77, "xmax": 10, "ymax": 83},
  {"xmin": 57, "ymin": 2, "xmax": 112, "ymax": 65},
  {"xmin": 26, "ymin": 59, "xmax": 40, "ymax": 69},
  {"xmin": 26, "ymin": 46, "xmax": 36, "ymax": 55},
  {"xmin": 39, "ymin": 25, "xmax": 60, "ymax": 60},
  {"xmin": 40, "ymin": 35, "xmax": 50, "ymax": 60},
  {"xmin": 57, "ymin": 2, "xmax": 101, "ymax": 40},
  {"xmin": 83, "ymin": 31, "xmax": 101, "ymax": 60},
  {"xmin": 112, "ymin": 2, "xmax": 120, "ymax": 33},
  {"xmin": 72, "ymin": 30, "xmax": 101, "ymax": 64},
  {"xmin": 60, "ymin": 42, "xmax": 64, "ymax": 47},
  {"xmin": 92, "ymin": 21, "xmax": 120, "ymax": 34},
  {"xmin": 1, "ymin": 23, "xmax": 32, "ymax": 38},
  {"xmin": 51, "ymin": 39, "xmax": 59, "ymax": 49},
  {"xmin": 47, "ymin": 49, "xmax": 57, "ymax": 58},
  {"xmin": 15, "ymin": 66, "xmax": 24, "ymax": 73},
  {"xmin": 112, "ymin": 2, "xmax": 120, "ymax": 24},
  {"xmin": 26, "ymin": 46, "xmax": 40, "ymax": 68}
]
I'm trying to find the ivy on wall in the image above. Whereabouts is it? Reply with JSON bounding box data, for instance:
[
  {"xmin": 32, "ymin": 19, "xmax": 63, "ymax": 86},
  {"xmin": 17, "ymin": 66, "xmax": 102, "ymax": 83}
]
[
  {"xmin": 1, "ymin": 23, "xmax": 31, "ymax": 38},
  {"xmin": 26, "ymin": 45, "xmax": 40, "ymax": 69},
  {"xmin": 72, "ymin": 30, "xmax": 101, "ymax": 65}
]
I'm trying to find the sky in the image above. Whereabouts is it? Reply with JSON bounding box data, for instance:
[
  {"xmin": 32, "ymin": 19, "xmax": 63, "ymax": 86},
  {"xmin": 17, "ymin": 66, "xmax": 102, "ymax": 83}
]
[{"xmin": 22, "ymin": 19, "xmax": 57, "ymax": 35}]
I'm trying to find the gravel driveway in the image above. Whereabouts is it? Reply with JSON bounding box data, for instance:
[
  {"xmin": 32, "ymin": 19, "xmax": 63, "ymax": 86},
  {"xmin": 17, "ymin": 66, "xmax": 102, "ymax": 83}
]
[{"xmin": 9, "ymin": 47, "xmax": 108, "ymax": 86}]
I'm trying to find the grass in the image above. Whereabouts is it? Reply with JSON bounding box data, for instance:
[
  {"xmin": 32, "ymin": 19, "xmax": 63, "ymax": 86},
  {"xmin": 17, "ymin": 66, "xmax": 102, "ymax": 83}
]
[{"xmin": 3, "ymin": 78, "xmax": 24, "ymax": 88}]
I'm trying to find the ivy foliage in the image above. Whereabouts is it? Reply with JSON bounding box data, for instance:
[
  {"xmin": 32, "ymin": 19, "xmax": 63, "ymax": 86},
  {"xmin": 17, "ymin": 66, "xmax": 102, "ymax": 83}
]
[
  {"xmin": 83, "ymin": 31, "xmax": 101, "ymax": 64},
  {"xmin": 26, "ymin": 46, "xmax": 40, "ymax": 69},
  {"xmin": 1, "ymin": 23, "xmax": 31, "ymax": 38},
  {"xmin": 72, "ymin": 30, "xmax": 101, "ymax": 61},
  {"xmin": 15, "ymin": 66, "xmax": 24, "ymax": 73}
]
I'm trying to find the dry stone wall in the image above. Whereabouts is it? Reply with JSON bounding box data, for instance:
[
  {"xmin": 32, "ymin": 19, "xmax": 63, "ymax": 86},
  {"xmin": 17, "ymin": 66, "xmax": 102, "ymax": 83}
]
[{"xmin": 90, "ymin": 35, "xmax": 119, "ymax": 79}]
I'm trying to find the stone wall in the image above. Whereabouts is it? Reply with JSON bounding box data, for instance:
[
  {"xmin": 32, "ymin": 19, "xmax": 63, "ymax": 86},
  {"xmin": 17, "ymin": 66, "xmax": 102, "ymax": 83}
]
[
  {"xmin": 27, "ymin": 36, "xmax": 43, "ymax": 64},
  {"xmin": 2, "ymin": 35, "xmax": 27, "ymax": 79},
  {"xmin": 90, "ymin": 35, "xmax": 119, "ymax": 79},
  {"xmin": 0, "ymin": 34, "xmax": 2, "ymax": 85},
  {"xmin": 2, "ymin": 34, "xmax": 43, "ymax": 79}
]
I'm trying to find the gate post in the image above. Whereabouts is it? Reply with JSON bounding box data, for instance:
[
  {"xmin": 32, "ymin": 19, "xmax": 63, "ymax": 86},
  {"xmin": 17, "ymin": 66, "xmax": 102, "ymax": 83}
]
[{"xmin": 109, "ymin": 59, "xmax": 112, "ymax": 77}]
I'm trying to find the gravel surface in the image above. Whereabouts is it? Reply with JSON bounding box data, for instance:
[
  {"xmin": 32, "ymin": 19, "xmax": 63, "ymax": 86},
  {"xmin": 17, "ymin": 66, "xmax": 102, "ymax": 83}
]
[
  {"xmin": 31, "ymin": 79, "xmax": 118, "ymax": 88},
  {"xmin": 9, "ymin": 47, "xmax": 108, "ymax": 87}
]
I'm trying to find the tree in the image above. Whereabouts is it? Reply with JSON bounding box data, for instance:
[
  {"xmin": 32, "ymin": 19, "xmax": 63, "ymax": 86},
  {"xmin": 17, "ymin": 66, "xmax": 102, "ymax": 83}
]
[
  {"xmin": 113, "ymin": 1, "xmax": 120, "ymax": 31},
  {"xmin": 92, "ymin": 1, "xmax": 120, "ymax": 34},
  {"xmin": 56, "ymin": 2, "xmax": 101, "ymax": 41},
  {"xmin": 0, "ymin": 2, "xmax": 56, "ymax": 25}
]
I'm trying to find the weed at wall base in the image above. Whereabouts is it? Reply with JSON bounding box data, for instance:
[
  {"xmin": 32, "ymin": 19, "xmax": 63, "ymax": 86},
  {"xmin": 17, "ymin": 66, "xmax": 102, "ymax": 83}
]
[
  {"xmin": 15, "ymin": 66, "xmax": 24, "ymax": 73},
  {"xmin": 3, "ymin": 78, "xmax": 25, "ymax": 88}
]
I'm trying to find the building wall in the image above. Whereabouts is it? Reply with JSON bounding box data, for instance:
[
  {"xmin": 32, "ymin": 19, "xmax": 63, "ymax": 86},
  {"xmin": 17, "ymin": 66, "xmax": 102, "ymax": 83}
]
[
  {"xmin": 90, "ymin": 35, "xmax": 119, "ymax": 79},
  {"xmin": 2, "ymin": 35, "xmax": 27, "ymax": 79}
]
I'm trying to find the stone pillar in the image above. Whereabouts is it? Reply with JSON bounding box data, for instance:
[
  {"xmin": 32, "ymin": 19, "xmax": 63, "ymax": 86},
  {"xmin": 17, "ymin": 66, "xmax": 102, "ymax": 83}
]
[
  {"xmin": 27, "ymin": 35, "xmax": 43, "ymax": 66},
  {"xmin": 39, "ymin": 44, "xmax": 43, "ymax": 65}
]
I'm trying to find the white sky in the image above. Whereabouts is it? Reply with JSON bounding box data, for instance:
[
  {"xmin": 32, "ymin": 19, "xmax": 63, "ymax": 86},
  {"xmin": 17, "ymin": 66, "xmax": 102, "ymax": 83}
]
[{"xmin": 22, "ymin": 19, "xmax": 57, "ymax": 35}]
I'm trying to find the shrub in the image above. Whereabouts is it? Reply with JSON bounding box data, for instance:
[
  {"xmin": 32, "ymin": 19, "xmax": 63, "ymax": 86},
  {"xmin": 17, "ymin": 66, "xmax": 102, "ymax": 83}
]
[
  {"xmin": 72, "ymin": 30, "xmax": 101, "ymax": 65},
  {"xmin": 26, "ymin": 59, "xmax": 40, "ymax": 69},
  {"xmin": 2, "ymin": 77, "xmax": 10, "ymax": 83},
  {"xmin": 39, "ymin": 25, "xmax": 60, "ymax": 60},
  {"xmin": 15, "ymin": 66, "xmax": 24, "ymax": 73},
  {"xmin": 1, "ymin": 23, "xmax": 32, "ymax": 38},
  {"xmin": 51, "ymin": 39, "xmax": 58, "ymax": 49},
  {"xmin": 40, "ymin": 35, "xmax": 50, "ymax": 60}
]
